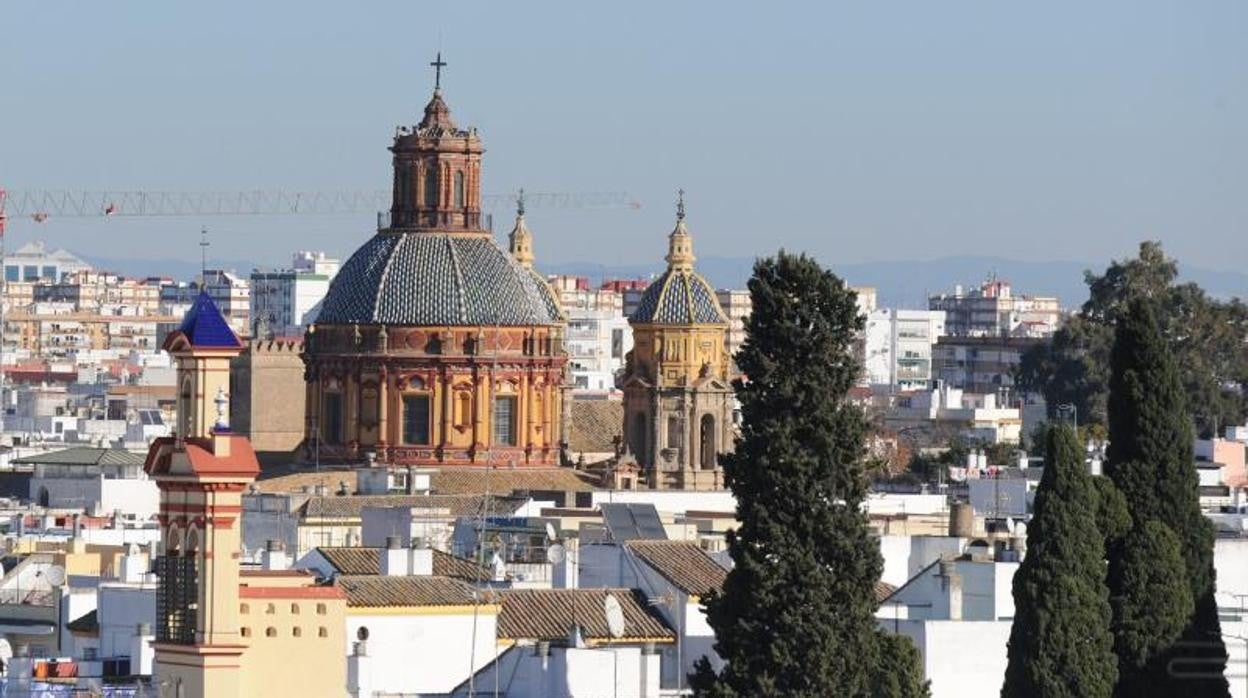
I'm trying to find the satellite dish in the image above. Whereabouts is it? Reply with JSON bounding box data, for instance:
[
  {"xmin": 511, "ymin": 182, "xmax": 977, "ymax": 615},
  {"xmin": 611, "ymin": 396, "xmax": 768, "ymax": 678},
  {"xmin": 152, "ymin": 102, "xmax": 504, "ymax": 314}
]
[
  {"xmin": 546, "ymin": 543, "xmax": 566, "ymax": 565},
  {"xmin": 604, "ymin": 593, "xmax": 625, "ymax": 639},
  {"xmin": 0, "ymin": 638, "xmax": 12, "ymax": 663},
  {"xmin": 43, "ymin": 565, "xmax": 66, "ymax": 587},
  {"xmin": 545, "ymin": 522, "xmax": 558, "ymax": 541}
]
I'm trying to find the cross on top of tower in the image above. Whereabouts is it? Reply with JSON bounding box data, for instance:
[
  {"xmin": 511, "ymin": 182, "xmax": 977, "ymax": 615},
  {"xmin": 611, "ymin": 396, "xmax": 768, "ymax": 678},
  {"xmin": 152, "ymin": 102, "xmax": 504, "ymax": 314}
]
[
  {"xmin": 430, "ymin": 52, "xmax": 447, "ymax": 91},
  {"xmin": 516, "ymin": 188, "xmax": 526, "ymax": 217},
  {"xmin": 676, "ymin": 188, "xmax": 686, "ymax": 221}
]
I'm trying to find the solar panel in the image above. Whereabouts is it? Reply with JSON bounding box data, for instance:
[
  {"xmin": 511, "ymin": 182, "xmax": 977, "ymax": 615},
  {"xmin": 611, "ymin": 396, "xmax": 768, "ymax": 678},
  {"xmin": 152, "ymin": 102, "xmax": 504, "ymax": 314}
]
[{"xmin": 600, "ymin": 503, "xmax": 667, "ymax": 542}]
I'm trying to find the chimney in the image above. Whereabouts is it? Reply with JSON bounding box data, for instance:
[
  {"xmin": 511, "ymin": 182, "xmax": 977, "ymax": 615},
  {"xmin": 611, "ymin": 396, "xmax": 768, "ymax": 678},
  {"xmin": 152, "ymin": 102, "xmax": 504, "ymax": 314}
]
[
  {"xmin": 410, "ymin": 538, "xmax": 433, "ymax": 576},
  {"xmin": 381, "ymin": 536, "xmax": 407, "ymax": 576},
  {"xmin": 347, "ymin": 640, "xmax": 373, "ymax": 698},
  {"xmin": 262, "ymin": 539, "xmax": 289, "ymax": 571},
  {"xmin": 939, "ymin": 558, "xmax": 962, "ymax": 621},
  {"xmin": 406, "ymin": 466, "xmax": 417, "ymax": 495}
]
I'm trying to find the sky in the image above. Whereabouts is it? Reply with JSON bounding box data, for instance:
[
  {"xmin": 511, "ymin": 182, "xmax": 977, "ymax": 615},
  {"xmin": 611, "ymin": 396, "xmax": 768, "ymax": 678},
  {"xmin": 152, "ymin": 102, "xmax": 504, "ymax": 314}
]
[{"xmin": 1, "ymin": 1, "xmax": 1244, "ymax": 276}]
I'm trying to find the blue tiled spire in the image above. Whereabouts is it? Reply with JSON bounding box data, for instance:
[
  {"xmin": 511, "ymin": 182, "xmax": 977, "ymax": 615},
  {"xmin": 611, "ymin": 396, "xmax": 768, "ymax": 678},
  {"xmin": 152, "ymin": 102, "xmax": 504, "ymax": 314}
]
[{"xmin": 178, "ymin": 291, "xmax": 241, "ymax": 348}]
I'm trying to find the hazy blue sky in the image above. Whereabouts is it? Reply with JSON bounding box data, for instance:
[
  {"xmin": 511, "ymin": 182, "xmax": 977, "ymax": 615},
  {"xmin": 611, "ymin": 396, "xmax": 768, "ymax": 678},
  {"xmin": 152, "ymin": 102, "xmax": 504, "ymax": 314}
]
[{"xmin": 2, "ymin": 1, "xmax": 1244, "ymax": 275}]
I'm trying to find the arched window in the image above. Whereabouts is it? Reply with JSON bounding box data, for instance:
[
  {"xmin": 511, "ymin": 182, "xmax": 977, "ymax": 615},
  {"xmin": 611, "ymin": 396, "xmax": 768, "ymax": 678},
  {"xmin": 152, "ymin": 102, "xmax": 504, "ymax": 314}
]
[
  {"xmin": 240, "ymin": 604, "xmax": 250, "ymax": 615},
  {"xmin": 292, "ymin": 627, "xmax": 302, "ymax": 638},
  {"xmin": 316, "ymin": 603, "xmax": 327, "ymax": 615},
  {"xmin": 265, "ymin": 627, "xmax": 277, "ymax": 638},
  {"xmin": 318, "ymin": 626, "xmax": 329, "ymax": 638},
  {"xmin": 290, "ymin": 603, "xmax": 300, "ymax": 615},
  {"xmin": 454, "ymin": 171, "xmax": 465, "ymax": 208},
  {"xmin": 700, "ymin": 414, "xmax": 717, "ymax": 470},
  {"xmin": 265, "ymin": 603, "xmax": 276, "ymax": 615},
  {"xmin": 631, "ymin": 413, "xmax": 647, "ymax": 458},
  {"xmin": 424, "ymin": 168, "xmax": 438, "ymax": 207},
  {"xmin": 241, "ymin": 627, "xmax": 251, "ymax": 638}
]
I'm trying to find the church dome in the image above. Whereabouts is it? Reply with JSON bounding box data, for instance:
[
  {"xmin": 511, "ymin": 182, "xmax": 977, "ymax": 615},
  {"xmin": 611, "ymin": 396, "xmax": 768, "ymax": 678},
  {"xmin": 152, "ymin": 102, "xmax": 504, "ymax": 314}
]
[
  {"xmin": 316, "ymin": 232, "xmax": 564, "ymax": 326},
  {"xmin": 629, "ymin": 193, "xmax": 728, "ymax": 326},
  {"xmin": 630, "ymin": 268, "xmax": 727, "ymax": 325}
]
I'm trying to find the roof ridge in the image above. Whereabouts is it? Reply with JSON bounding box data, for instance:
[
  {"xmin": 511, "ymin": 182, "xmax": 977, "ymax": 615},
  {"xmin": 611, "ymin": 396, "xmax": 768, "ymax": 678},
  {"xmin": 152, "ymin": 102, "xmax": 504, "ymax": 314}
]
[
  {"xmin": 373, "ymin": 233, "xmax": 404, "ymax": 322},
  {"xmin": 444, "ymin": 235, "xmax": 470, "ymax": 324}
]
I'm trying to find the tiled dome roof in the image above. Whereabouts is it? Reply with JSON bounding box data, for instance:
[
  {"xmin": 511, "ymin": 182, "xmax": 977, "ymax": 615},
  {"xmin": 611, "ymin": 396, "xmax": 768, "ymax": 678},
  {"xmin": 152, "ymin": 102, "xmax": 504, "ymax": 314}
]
[
  {"xmin": 630, "ymin": 269, "xmax": 728, "ymax": 325},
  {"xmin": 316, "ymin": 232, "xmax": 564, "ymax": 326}
]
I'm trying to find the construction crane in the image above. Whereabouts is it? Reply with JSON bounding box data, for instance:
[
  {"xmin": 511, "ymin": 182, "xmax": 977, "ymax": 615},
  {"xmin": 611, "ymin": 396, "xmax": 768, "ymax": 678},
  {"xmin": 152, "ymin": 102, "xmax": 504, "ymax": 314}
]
[{"xmin": 0, "ymin": 188, "xmax": 638, "ymax": 230}]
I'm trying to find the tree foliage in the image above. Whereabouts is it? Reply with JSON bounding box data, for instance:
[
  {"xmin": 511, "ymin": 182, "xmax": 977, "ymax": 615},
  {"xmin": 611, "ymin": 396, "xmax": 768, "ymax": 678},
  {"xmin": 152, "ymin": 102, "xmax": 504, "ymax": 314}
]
[
  {"xmin": 691, "ymin": 252, "xmax": 927, "ymax": 697},
  {"xmin": 1002, "ymin": 424, "xmax": 1118, "ymax": 698},
  {"xmin": 1103, "ymin": 298, "xmax": 1228, "ymax": 696},
  {"xmin": 1018, "ymin": 241, "xmax": 1248, "ymax": 436}
]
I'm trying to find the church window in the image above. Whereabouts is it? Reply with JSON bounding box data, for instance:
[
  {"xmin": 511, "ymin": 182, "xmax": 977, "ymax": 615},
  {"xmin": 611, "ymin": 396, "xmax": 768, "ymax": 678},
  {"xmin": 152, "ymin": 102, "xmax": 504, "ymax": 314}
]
[
  {"xmin": 323, "ymin": 392, "xmax": 343, "ymax": 445},
  {"xmin": 154, "ymin": 554, "xmax": 198, "ymax": 645},
  {"xmin": 631, "ymin": 413, "xmax": 647, "ymax": 457},
  {"xmin": 493, "ymin": 396, "xmax": 517, "ymax": 446},
  {"xmin": 667, "ymin": 416, "xmax": 682, "ymax": 449},
  {"xmin": 424, "ymin": 168, "xmax": 438, "ymax": 206},
  {"xmin": 454, "ymin": 170, "xmax": 465, "ymax": 208},
  {"xmin": 403, "ymin": 394, "xmax": 431, "ymax": 445},
  {"xmin": 700, "ymin": 414, "xmax": 717, "ymax": 470},
  {"xmin": 456, "ymin": 391, "xmax": 472, "ymax": 429}
]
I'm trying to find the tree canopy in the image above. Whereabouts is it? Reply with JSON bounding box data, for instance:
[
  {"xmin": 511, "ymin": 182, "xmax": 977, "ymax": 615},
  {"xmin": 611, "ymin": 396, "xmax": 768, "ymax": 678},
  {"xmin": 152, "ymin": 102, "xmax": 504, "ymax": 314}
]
[
  {"xmin": 691, "ymin": 251, "xmax": 927, "ymax": 697},
  {"xmin": 1018, "ymin": 241, "xmax": 1248, "ymax": 436}
]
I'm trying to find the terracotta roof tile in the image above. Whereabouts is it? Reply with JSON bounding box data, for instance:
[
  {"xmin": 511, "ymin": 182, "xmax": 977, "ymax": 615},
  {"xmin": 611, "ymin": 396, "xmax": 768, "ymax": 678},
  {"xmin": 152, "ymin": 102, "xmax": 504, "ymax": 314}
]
[
  {"xmin": 302, "ymin": 494, "xmax": 525, "ymax": 520},
  {"xmin": 332, "ymin": 574, "xmax": 478, "ymax": 608},
  {"xmin": 623, "ymin": 541, "xmax": 727, "ymax": 597},
  {"xmin": 568, "ymin": 400, "xmax": 623, "ymax": 454},
  {"xmin": 316, "ymin": 547, "xmax": 488, "ymax": 582},
  {"xmin": 497, "ymin": 588, "xmax": 674, "ymax": 642}
]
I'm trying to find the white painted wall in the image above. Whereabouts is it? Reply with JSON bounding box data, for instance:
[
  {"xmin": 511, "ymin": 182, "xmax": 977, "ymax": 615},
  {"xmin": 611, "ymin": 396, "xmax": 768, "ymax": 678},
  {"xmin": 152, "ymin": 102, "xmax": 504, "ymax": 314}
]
[
  {"xmin": 97, "ymin": 583, "xmax": 156, "ymax": 674},
  {"xmin": 346, "ymin": 610, "xmax": 498, "ymax": 695},
  {"xmin": 591, "ymin": 490, "xmax": 735, "ymax": 515},
  {"xmin": 889, "ymin": 619, "xmax": 1011, "ymax": 698}
]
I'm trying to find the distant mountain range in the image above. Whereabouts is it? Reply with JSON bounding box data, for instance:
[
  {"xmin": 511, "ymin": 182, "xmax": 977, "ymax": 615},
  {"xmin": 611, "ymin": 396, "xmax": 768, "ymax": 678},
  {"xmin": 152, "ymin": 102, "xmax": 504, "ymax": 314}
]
[{"xmin": 86, "ymin": 252, "xmax": 1248, "ymax": 310}]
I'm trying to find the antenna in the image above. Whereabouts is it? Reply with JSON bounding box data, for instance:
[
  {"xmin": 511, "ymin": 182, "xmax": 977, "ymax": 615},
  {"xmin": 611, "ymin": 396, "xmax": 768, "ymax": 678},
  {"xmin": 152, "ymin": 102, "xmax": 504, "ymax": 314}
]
[
  {"xmin": 199, "ymin": 227, "xmax": 210, "ymax": 279},
  {"xmin": 604, "ymin": 593, "xmax": 625, "ymax": 639}
]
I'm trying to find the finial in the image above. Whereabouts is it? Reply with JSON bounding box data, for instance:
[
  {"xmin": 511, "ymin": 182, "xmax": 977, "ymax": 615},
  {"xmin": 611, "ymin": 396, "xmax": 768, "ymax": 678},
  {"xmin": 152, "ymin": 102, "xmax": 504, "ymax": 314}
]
[
  {"xmin": 516, "ymin": 188, "xmax": 526, "ymax": 218},
  {"xmin": 676, "ymin": 188, "xmax": 686, "ymax": 221},
  {"xmin": 199, "ymin": 227, "xmax": 210, "ymax": 278},
  {"xmin": 213, "ymin": 386, "xmax": 229, "ymax": 431},
  {"xmin": 430, "ymin": 51, "xmax": 447, "ymax": 92}
]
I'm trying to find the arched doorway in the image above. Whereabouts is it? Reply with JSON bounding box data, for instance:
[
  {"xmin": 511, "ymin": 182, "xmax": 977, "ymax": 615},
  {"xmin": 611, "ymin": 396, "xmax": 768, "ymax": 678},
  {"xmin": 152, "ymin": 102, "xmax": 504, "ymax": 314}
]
[{"xmin": 699, "ymin": 414, "xmax": 717, "ymax": 470}]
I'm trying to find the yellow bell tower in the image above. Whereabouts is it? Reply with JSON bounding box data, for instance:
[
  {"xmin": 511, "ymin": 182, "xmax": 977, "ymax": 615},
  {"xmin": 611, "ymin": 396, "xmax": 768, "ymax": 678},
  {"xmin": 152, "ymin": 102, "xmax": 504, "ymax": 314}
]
[{"xmin": 145, "ymin": 291, "xmax": 260, "ymax": 698}]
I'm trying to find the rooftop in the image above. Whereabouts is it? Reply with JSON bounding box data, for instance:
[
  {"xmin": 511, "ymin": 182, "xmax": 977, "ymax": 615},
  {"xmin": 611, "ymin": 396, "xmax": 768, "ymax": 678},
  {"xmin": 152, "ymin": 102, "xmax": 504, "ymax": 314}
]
[
  {"xmin": 623, "ymin": 540, "xmax": 727, "ymax": 597},
  {"xmin": 332, "ymin": 574, "xmax": 478, "ymax": 608},
  {"xmin": 12, "ymin": 447, "xmax": 146, "ymax": 468},
  {"xmin": 314, "ymin": 546, "xmax": 489, "ymax": 582},
  {"xmin": 301, "ymin": 493, "xmax": 526, "ymax": 520},
  {"xmin": 497, "ymin": 588, "xmax": 675, "ymax": 642}
]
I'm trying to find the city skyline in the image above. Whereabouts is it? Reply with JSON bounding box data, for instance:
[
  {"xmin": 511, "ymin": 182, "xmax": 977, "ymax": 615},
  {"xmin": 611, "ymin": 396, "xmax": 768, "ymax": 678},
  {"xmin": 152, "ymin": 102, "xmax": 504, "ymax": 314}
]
[{"xmin": 2, "ymin": 1, "xmax": 1244, "ymax": 274}]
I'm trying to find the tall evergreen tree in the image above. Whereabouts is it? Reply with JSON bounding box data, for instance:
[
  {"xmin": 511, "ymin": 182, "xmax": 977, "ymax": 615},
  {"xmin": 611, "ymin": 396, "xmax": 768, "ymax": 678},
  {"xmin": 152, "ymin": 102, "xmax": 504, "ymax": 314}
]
[
  {"xmin": 1002, "ymin": 424, "xmax": 1118, "ymax": 698},
  {"xmin": 689, "ymin": 252, "xmax": 926, "ymax": 697},
  {"xmin": 1104, "ymin": 298, "xmax": 1228, "ymax": 696}
]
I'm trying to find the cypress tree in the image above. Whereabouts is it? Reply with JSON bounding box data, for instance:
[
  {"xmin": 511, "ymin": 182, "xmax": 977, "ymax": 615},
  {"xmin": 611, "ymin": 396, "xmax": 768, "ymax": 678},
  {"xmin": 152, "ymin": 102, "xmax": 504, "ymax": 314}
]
[
  {"xmin": 1002, "ymin": 424, "xmax": 1118, "ymax": 698},
  {"xmin": 1105, "ymin": 298, "xmax": 1228, "ymax": 696},
  {"xmin": 689, "ymin": 252, "xmax": 927, "ymax": 697}
]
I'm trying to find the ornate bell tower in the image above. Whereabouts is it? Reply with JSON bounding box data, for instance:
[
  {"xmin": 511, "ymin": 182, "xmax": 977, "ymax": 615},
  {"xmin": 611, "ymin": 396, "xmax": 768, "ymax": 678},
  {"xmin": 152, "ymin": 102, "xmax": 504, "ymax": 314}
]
[
  {"xmin": 621, "ymin": 192, "xmax": 735, "ymax": 490},
  {"xmin": 145, "ymin": 291, "xmax": 260, "ymax": 698},
  {"xmin": 387, "ymin": 52, "xmax": 486, "ymax": 233}
]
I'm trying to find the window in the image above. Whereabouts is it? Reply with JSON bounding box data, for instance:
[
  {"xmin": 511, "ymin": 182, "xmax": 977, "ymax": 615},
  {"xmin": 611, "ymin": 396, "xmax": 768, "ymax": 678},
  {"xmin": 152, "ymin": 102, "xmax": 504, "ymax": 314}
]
[
  {"xmin": 265, "ymin": 627, "xmax": 277, "ymax": 638},
  {"xmin": 4, "ymin": 266, "xmax": 18, "ymax": 282},
  {"xmin": 292, "ymin": 627, "xmax": 302, "ymax": 638},
  {"xmin": 265, "ymin": 603, "xmax": 276, "ymax": 615},
  {"xmin": 454, "ymin": 170, "xmax": 465, "ymax": 208},
  {"xmin": 23, "ymin": 265, "xmax": 38, "ymax": 281},
  {"xmin": 611, "ymin": 329, "xmax": 624, "ymax": 359},
  {"xmin": 316, "ymin": 603, "xmax": 327, "ymax": 615},
  {"xmin": 424, "ymin": 169, "xmax": 438, "ymax": 206},
  {"xmin": 323, "ymin": 393, "xmax": 343, "ymax": 445},
  {"xmin": 667, "ymin": 416, "xmax": 682, "ymax": 449},
  {"xmin": 403, "ymin": 394, "xmax": 431, "ymax": 444},
  {"xmin": 456, "ymin": 391, "xmax": 472, "ymax": 428},
  {"xmin": 240, "ymin": 604, "xmax": 250, "ymax": 614},
  {"xmin": 318, "ymin": 627, "xmax": 329, "ymax": 638},
  {"xmin": 493, "ymin": 396, "xmax": 517, "ymax": 446},
  {"xmin": 41, "ymin": 265, "xmax": 57, "ymax": 280},
  {"xmin": 241, "ymin": 627, "xmax": 251, "ymax": 638},
  {"xmin": 290, "ymin": 603, "xmax": 300, "ymax": 614}
]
